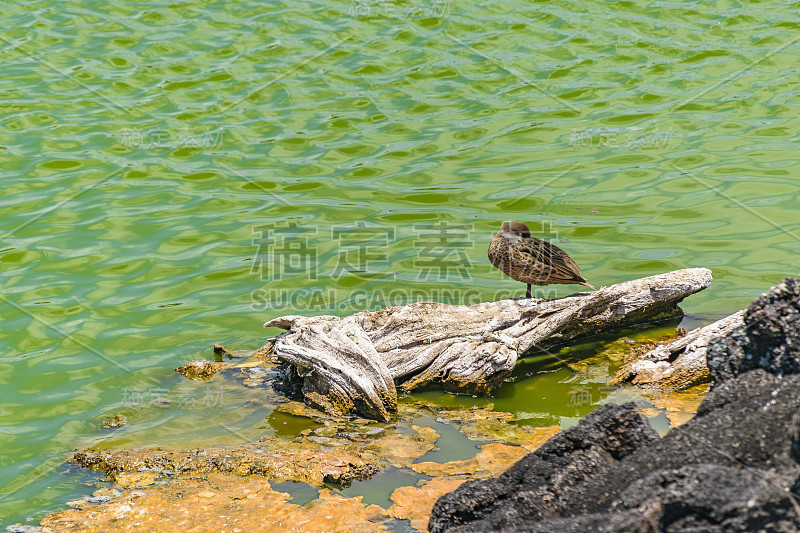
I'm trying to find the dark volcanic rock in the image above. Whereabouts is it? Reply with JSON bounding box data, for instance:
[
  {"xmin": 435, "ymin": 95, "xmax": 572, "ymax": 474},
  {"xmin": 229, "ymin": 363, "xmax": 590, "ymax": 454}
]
[
  {"xmin": 457, "ymin": 464, "xmax": 800, "ymax": 533},
  {"xmin": 567, "ymin": 371, "xmax": 800, "ymax": 515},
  {"xmin": 611, "ymin": 463, "xmax": 800, "ymax": 533},
  {"xmin": 429, "ymin": 403, "xmax": 659, "ymax": 532},
  {"xmin": 708, "ymin": 277, "xmax": 800, "ymax": 385},
  {"xmin": 431, "ymin": 374, "xmax": 800, "ymax": 532},
  {"xmin": 430, "ymin": 278, "xmax": 800, "ymax": 533}
]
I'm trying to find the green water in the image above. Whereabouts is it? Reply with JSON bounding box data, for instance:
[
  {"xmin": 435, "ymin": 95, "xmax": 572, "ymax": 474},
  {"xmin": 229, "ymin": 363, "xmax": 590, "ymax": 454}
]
[{"xmin": 2, "ymin": 0, "xmax": 800, "ymax": 526}]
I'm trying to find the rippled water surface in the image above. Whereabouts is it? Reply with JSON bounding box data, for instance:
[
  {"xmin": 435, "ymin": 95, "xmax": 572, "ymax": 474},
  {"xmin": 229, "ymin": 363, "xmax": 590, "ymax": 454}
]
[{"xmin": 2, "ymin": 0, "xmax": 799, "ymax": 526}]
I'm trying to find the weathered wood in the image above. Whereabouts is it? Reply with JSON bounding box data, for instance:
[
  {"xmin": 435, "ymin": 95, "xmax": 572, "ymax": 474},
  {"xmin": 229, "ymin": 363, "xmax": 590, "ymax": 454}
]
[
  {"xmin": 611, "ymin": 309, "xmax": 745, "ymax": 389},
  {"xmin": 266, "ymin": 315, "xmax": 398, "ymax": 422},
  {"xmin": 264, "ymin": 268, "xmax": 712, "ymax": 420}
]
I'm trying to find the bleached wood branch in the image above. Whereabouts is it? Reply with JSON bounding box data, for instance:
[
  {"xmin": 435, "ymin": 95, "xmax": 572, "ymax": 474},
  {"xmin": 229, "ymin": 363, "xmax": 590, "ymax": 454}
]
[{"xmin": 612, "ymin": 309, "xmax": 745, "ymax": 389}]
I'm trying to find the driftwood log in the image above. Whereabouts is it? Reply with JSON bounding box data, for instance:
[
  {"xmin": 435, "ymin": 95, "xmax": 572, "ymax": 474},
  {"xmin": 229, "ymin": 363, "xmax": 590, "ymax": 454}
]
[
  {"xmin": 611, "ymin": 310, "xmax": 745, "ymax": 389},
  {"xmin": 264, "ymin": 268, "xmax": 712, "ymax": 421}
]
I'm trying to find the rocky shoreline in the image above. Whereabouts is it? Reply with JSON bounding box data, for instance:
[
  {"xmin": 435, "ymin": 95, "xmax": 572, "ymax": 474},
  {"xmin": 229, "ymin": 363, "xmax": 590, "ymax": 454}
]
[{"xmin": 429, "ymin": 277, "xmax": 800, "ymax": 532}]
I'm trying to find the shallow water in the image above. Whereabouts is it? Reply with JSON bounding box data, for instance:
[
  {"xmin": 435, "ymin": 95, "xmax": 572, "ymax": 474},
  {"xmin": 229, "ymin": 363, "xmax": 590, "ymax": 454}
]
[{"xmin": 2, "ymin": 0, "xmax": 799, "ymax": 526}]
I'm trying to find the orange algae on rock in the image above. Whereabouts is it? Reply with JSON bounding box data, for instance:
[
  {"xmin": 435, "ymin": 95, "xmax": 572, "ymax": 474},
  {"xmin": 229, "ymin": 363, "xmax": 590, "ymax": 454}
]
[
  {"xmin": 43, "ymin": 396, "xmax": 564, "ymax": 532},
  {"xmin": 42, "ymin": 475, "xmax": 388, "ymax": 533},
  {"xmin": 389, "ymin": 477, "xmax": 470, "ymax": 533},
  {"xmin": 367, "ymin": 425, "xmax": 440, "ymax": 467},
  {"xmin": 69, "ymin": 436, "xmax": 379, "ymax": 486},
  {"xmin": 411, "ymin": 442, "xmax": 530, "ymax": 478}
]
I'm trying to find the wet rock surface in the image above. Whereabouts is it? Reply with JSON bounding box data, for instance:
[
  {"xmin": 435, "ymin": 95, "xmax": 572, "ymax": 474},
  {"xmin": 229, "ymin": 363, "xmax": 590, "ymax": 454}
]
[
  {"xmin": 174, "ymin": 359, "xmax": 225, "ymax": 380},
  {"xmin": 69, "ymin": 436, "xmax": 381, "ymax": 486},
  {"xmin": 430, "ymin": 278, "xmax": 800, "ymax": 533},
  {"xmin": 429, "ymin": 403, "xmax": 660, "ymax": 532},
  {"xmin": 100, "ymin": 413, "xmax": 127, "ymax": 429},
  {"xmin": 42, "ymin": 475, "xmax": 392, "ymax": 533},
  {"xmin": 431, "ymin": 376, "xmax": 800, "ymax": 532}
]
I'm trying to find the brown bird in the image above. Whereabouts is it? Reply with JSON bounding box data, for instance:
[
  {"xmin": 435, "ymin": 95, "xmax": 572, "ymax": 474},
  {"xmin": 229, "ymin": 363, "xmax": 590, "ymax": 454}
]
[{"xmin": 488, "ymin": 220, "xmax": 594, "ymax": 298}]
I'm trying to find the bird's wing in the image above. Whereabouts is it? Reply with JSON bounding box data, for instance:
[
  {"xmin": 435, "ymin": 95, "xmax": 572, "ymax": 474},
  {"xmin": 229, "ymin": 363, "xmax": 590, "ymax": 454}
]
[{"xmin": 516, "ymin": 238, "xmax": 586, "ymax": 282}]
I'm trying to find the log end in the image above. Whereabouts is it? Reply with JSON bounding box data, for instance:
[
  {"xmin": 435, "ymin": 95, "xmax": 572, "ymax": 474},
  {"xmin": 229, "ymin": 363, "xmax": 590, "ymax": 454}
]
[{"xmin": 264, "ymin": 315, "xmax": 304, "ymax": 330}]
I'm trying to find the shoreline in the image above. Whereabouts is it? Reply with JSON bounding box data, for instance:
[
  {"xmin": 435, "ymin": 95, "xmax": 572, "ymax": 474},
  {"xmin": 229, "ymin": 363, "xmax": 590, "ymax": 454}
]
[{"xmin": 23, "ymin": 323, "xmax": 711, "ymax": 532}]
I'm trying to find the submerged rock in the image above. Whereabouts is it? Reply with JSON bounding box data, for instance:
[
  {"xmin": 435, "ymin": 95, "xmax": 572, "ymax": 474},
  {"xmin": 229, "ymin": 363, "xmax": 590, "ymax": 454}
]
[
  {"xmin": 42, "ymin": 475, "xmax": 391, "ymax": 533},
  {"xmin": 101, "ymin": 413, "xmax": 127, "ymax": 429},
  {"xmin": 391, "ymin": 477, "xmax": 470, "ymax": 533},
  {"xmin": 430, "ymin": 277, "xmax": 800, "ymax": 533},
  {"xmin": 213, "ymin": 343, "xmax": 235, "ymax": 358},
  {"xmin": 175, "ymin": 359, "xmax": 225, "ymax": 380}
]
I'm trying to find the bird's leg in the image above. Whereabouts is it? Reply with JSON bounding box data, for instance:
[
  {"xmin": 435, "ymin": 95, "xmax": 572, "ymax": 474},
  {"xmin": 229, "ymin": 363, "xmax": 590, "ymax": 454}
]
[{"xmin": 526, "ymin": 284, "xmax": 532, "ymax": 299}]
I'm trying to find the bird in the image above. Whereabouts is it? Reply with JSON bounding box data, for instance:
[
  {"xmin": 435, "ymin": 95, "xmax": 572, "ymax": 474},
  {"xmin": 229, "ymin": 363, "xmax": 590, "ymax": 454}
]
[{"xmin": 488, "ymin": 220, "xmax": 594, "ymax": 298}]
